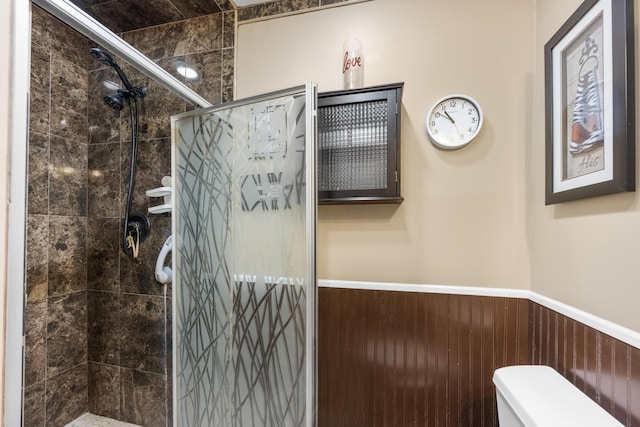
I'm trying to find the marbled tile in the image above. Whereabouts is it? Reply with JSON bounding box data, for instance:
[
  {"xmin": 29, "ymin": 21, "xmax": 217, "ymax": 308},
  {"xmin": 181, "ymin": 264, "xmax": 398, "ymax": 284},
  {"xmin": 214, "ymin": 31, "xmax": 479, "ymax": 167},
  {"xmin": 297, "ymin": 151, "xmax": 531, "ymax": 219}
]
[
  {"xmin": 47, "ymin": 292, "xmax": 88, "ymax": 377},
  {"xmin": 120, "ymin": 368, "xmax": 167, "ymax": 426},
  {"xmin": 24, "ymin": 300, "xmax": 47, "ymax": 387},
  {"xmin": 123, "ymin": 138, "xmax": 172, "ymax": 213},
  {"xmin": 222, "ymin": 48, "xmax": 235, "ymax": 103},
  {"xmin": 124, "ymin": 21, "xmax": 189, "ymax": 61},
  {"xmin": 32, "ymin": 6, "xmax": 53, "ymax": 52},
  {"xmin": 87, "ymin": 218, "xmax": 120, "ymax": 291},
  {"xmin": 88, "ymin": 362, "xmax": 121, "ymax": 420},
  {"xmin": 123, "ymin": 13, "xmax": 223, "ymax": 59},
  {"xmin": 51, "ymin": 52, "xmax": 89, "ymax": 113},
  {"xmin": 167, "ymin": 0, "xmax": 223, "ymax": 20},
  {"xmin": 28, "ymin": 131, "xmax": 50, "ymax": 215},
  {"xmin": 88, "ymin": 69, "xmax": 122, "ymax": 145},
  {"xmin": 120, "ymin": 215, "xmax": 171, "ymax": 296},
  {"xmin": 88, "ymin": 143, "xmax": 121, "ymax": 218},
  {"xmin": 119, "ymin": 78, "xmax": 184, "ymax": 142},
  {"xmin": 87, "ymin": 68, "xmax": 129, "ymax": 144},
  {"xmin": 222, "ymin": 11, "xmax": 235, "ymax": 49},
  {"xmin": 237, "ymin": 0, "xmax": 319, "ymax": 21},
  {"xmin": 23, "ymin": 380, "xmax": 46, "ymax": 427},
  {"xmin": 321, "ymin": 0, "xmax": 362, "ymax": 5},
  {"xmin": 184, "ymin": 51, "xmax": 223, "ymax": 106},
  {"xmin": 183, "ymin": 13, "xmax": 224, "ymax": 54},
  {"xmin": 88, "ymin": 291, "xmax": 121, "ymax": 364},
  {"xmin": 118, "ymin": 294, "xmax": 167, "ymax": 373},
  {"xmin": 85, "ymin": 0, "xmax": 185, "ymax": 33},
  {"xmin": 156, "ymin": 55, "xmax": 189, "ymax": 85},
  {"xmin": 213, "ymin": 0, "xmax": 236, "ymax": 11},
  {"xmin": 49, "ymin": 135, "xmax": 88, "ymax": 216},
  {"xmin": 26, "ymin": 215, "xmax": 49, "ymax": 302},
  {"xmin": 46, "ymin": 363, "xmax": 88, "ymax": 427},
  {"xmin": 30, "ymin": 41, "xmax": 51, "ymax": 136},
  {"xmin": 50, "ymin": 105, "xmax": 88, "ymax": 143},
  {"xmin": 48, "ymin": 215, "xmax": 87, "ymax": 296},
  {"xmin": 47, "ymin": 13, "xmax": 88, "ymax": 69}
]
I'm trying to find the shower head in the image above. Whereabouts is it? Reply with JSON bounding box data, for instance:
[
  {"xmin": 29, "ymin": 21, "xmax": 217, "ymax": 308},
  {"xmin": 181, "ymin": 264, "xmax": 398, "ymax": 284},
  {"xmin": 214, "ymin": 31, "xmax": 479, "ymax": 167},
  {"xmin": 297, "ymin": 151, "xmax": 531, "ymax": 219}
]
[
  {"xmin": 90, "ymin": 47, "xmax": 117, "ymax": 68},
  {"xmin": 104, "ymin": 92, "xmax": 125, "ymax": 110},
  {"xmin": 90, "ymin": 47, "xmax": 134, "ymax": 92}
]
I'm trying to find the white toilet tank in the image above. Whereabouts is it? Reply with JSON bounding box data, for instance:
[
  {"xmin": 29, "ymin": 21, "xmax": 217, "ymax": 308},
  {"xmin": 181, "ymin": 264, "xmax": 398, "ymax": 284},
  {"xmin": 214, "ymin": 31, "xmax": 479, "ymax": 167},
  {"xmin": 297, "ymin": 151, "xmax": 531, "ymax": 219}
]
[{"xmin": 493, "ymin": 365, "xmax": 623, "ymax": 426}]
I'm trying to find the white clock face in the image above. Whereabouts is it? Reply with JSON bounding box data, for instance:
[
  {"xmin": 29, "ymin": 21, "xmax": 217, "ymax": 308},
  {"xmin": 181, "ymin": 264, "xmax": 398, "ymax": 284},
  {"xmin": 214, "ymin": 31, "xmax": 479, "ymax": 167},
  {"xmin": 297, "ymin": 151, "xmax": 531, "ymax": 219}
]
[{"xmin": 425, "ymin": 95, "xmax": 483, "ymax": 150}]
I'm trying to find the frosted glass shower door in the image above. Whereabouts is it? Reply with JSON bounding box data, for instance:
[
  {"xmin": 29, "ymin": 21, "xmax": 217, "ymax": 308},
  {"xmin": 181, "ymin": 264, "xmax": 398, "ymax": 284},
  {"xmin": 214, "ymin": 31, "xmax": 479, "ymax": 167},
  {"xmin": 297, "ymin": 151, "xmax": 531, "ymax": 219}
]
[{"xmin": 172, "ymin": 84, "xmax": 317, "ymax": 427}]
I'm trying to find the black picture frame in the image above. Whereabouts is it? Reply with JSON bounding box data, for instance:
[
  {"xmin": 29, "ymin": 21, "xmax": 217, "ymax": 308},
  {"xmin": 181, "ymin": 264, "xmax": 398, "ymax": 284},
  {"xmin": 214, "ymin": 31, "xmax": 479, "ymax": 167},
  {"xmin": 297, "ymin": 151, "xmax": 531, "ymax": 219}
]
[{"xmin": 544, "ymin": 0, "xmax": 634, "ymax": 204}]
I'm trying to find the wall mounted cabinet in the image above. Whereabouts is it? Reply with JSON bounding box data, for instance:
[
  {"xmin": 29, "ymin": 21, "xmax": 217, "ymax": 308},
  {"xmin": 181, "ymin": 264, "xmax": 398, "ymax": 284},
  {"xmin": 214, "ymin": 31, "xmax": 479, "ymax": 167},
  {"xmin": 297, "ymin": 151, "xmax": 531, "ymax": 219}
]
[{"xmin": 317, "ymin": 82, "xmax": 404, "ymax": 204}]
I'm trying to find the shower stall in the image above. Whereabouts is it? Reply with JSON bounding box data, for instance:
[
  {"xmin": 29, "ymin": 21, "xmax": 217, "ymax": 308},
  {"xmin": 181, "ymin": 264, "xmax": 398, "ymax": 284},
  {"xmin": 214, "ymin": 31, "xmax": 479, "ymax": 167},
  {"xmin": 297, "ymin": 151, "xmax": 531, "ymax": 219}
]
[{"xmin": 8, "ymin": 0, "xmax": 318, "ymax": 425}]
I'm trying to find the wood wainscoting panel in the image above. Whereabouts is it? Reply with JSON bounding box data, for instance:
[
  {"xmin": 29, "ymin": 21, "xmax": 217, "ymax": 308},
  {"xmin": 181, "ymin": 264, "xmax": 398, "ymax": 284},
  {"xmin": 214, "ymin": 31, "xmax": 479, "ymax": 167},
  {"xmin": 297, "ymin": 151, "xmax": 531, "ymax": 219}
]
[
  {"xmin": 530, "ymin": 301, "xmax": 640, "ymax": 427},
  {"xmin": 317, "ymin": 287, "xmax": 530, "ymax": 427}
]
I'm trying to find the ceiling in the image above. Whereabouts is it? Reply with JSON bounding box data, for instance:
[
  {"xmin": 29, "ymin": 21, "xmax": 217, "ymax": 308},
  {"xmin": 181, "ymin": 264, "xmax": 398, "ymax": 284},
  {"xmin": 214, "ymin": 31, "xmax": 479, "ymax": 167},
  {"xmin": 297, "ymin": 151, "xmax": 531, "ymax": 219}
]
[{"xmin": 70, "ymin": 0, "xmax": 273, "ymax": 33}]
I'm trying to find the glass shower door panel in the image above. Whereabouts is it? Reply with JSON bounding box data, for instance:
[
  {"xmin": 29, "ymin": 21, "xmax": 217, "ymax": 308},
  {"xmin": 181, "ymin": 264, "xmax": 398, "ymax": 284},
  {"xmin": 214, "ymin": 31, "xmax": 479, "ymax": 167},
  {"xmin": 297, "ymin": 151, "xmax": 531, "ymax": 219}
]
[{"xmin": 173, "ymin": 85, "xmax": 316, "ymax": 427}]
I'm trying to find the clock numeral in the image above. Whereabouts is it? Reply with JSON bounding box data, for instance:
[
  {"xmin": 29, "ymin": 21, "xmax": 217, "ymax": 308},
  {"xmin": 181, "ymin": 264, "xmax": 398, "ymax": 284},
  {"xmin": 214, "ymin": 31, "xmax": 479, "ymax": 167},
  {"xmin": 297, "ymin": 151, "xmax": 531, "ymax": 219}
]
[
  {"xmin": 468, "ymin": 127, "xmax": 474, "ymax": 133},
  {"xmin": 430, "ymin": 120, "xmax": 436, "ymax": 127},
  {"xmin": 471, "ymin": 118, "xmax": 477, "ymax": 124},
  {"xmin": 460, "ymin": 134, "xmax": 466, "ymax": 141},
  {"xmin": 468, "ymin": 108, "xmax": 474, "ymax": 115},
  {"xmin": 449, "ymin": 100, "xmax": 457, "ymax": 107}
]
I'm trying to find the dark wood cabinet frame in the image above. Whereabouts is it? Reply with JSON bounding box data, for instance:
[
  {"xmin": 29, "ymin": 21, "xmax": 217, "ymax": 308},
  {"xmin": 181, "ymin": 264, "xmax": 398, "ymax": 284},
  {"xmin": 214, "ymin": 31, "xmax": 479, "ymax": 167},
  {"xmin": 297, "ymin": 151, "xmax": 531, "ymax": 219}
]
[{"xmin": 318, "ymin": 82, "xmax": 404, "ymax": 204}]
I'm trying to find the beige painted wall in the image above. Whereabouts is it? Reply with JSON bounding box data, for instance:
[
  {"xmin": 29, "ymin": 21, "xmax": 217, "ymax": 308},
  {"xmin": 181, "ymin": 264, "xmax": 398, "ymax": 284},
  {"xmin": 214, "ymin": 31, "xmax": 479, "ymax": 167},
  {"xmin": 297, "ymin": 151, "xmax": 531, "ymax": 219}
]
[
  {"xmin": 530, "ymin": 0, "xmax": 640, "ymax": 332},
  {"xmin": 236, "ymin": 0, "xmax": 533, "ymax": 289}
]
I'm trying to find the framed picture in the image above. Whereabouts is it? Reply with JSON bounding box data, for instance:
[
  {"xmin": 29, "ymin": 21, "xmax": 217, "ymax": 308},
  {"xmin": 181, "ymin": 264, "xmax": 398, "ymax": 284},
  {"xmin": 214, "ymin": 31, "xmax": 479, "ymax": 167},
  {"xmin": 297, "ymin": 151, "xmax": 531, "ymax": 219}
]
[{"xmin": 545, "ymin": 0, "xmax": 634, "ymax": 204}]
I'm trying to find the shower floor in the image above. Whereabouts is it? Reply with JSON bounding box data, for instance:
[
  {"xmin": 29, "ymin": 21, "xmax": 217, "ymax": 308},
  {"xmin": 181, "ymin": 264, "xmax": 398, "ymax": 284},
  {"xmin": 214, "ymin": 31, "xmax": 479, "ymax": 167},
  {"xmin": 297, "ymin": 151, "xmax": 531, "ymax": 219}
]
[{"xmin": 65, "ymin": 413, "xmax": 141, "ymax": 427}]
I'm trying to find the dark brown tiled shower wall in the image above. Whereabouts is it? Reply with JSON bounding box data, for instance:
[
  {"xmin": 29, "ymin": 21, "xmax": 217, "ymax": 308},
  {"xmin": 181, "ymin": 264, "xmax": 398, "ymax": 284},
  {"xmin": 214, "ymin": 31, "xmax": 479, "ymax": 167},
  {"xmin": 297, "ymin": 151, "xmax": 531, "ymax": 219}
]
[
  {"xmin": 318, "ymin": 288, "xmax": 640, "ymax": 427},
  {"xmin": 236, "ymin": 0, "xmax": 369, "ymax": 22},
  {"xmin": 24, "ymin": 6, "xmax": 235, "ymax": 426}
]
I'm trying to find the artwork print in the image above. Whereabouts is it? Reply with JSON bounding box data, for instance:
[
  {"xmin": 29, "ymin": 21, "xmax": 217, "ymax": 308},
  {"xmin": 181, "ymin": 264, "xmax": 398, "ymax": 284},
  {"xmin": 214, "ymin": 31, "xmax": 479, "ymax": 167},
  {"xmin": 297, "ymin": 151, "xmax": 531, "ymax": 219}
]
[{"xmin": 563, "ymin": 17, "xmax": 605, "ymax": 180}]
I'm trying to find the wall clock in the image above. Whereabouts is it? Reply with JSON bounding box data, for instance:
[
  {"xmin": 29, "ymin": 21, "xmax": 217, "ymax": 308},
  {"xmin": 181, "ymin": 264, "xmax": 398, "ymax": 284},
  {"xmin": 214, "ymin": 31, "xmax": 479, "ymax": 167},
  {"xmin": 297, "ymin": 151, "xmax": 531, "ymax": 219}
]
[{"xmin": 425, "ymin": 94, "xmax": 484, "ymax": 150}]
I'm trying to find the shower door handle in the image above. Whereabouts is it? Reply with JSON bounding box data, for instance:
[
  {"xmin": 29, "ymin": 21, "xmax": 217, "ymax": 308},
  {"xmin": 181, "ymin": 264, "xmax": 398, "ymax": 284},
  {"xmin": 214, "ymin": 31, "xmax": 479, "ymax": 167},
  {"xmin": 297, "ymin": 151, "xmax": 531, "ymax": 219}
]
[{"xmin": 155, "ymin": 235, "xmax": 173, "ymax": 284}]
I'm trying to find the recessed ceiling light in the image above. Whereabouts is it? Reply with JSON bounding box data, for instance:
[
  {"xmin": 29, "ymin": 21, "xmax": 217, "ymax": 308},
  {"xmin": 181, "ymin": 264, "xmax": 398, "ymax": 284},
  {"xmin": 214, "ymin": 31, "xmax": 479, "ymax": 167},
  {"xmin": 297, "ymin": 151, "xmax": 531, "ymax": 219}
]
[{"xmin": 177, "ymin": 66, "xmax": 198, "ymax": 80}]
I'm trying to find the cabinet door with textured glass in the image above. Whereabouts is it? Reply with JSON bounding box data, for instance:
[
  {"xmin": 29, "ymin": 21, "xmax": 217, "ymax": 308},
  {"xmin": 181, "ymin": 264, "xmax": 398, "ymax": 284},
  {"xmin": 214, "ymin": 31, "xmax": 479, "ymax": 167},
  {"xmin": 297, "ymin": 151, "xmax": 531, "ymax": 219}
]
[{"xmin": 317, "ymin": 82, "xmax": 403, "ymax": 204}]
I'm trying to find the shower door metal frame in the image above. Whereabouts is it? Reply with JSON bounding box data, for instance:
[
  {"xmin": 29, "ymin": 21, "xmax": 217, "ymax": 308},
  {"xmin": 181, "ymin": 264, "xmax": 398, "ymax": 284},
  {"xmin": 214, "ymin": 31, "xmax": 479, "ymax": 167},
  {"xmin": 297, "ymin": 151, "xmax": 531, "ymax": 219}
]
[
  {"xmin": 171, "ymin": 83, "xmax": 318, "ymax": 427},
  {"xmin": 7, "ymin": 0, "xmax": 217, "ymax": 423},
  {"xmin": 5, "ymin": 0, "xmax": 31, "ymax": 425}
]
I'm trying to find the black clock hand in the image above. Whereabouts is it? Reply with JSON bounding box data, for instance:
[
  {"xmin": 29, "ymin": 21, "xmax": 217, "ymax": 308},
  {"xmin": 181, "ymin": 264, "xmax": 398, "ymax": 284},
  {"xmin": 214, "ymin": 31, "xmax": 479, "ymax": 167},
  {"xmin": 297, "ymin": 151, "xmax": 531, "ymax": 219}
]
[{"xmin": 444, "ymin": 110, "xmax": 455, "ymax": 123}]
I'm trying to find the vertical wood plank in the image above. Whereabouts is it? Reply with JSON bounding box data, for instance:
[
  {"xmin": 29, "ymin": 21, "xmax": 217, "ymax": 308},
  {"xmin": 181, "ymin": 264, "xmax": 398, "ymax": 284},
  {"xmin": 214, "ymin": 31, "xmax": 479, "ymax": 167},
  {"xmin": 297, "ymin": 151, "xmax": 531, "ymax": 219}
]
[
  {"xmin": 447, "ymin": 295, "xmax": 459, "ymax": 426},
  {"xmin": 458, "ymin": 295, "xmax": 471, "ymax": 425},
  {"xmin": 612, "ymin": 339, "xmax": 630, "ymax": 425},
  {"xmin": 599, "ymin": 333, "xmax": 614, "ymax": 413},
  {"xmin": 517, "ymin": 298, "xmax": 531, "ymax": 365},
  {"xmin": 482, "ymin": 296, "xmax": 495, "ymax": 426},
  {"xmin": 469, "ymin": 295, "xmax": 484, "ymax": 426},
  {"xmin": 585, "ymin": 324, "xmax": 598, "ymax": 400},
  {"xmin": 425, "ymin": 293, "xmax": 437, "ymax": 427},
  {"xmin": 415, "ymin": 292, "xmax": 427, "ymax": 426},
  {"xmin": 629, "ymin": 345, "xmax": 640, "ymax": 427},
  {"xmin": 556, "ymin": 311, "xmax": 567, "ymax": 377},
  {"xmin": 435, "ymin": 294, "xmax": 448, "ymax": 426}
]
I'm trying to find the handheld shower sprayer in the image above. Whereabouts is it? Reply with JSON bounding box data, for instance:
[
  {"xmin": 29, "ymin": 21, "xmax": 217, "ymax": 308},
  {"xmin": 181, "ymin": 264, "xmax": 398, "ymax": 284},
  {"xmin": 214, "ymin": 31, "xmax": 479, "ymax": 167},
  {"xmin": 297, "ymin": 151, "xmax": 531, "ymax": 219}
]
[
  {"xmin": 91, "ymin": 47, "xmax": 150, "ymax": 259},
  {"xmin": 91, "ymin": 48, "xmax": 147, "ymax": 109}
]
